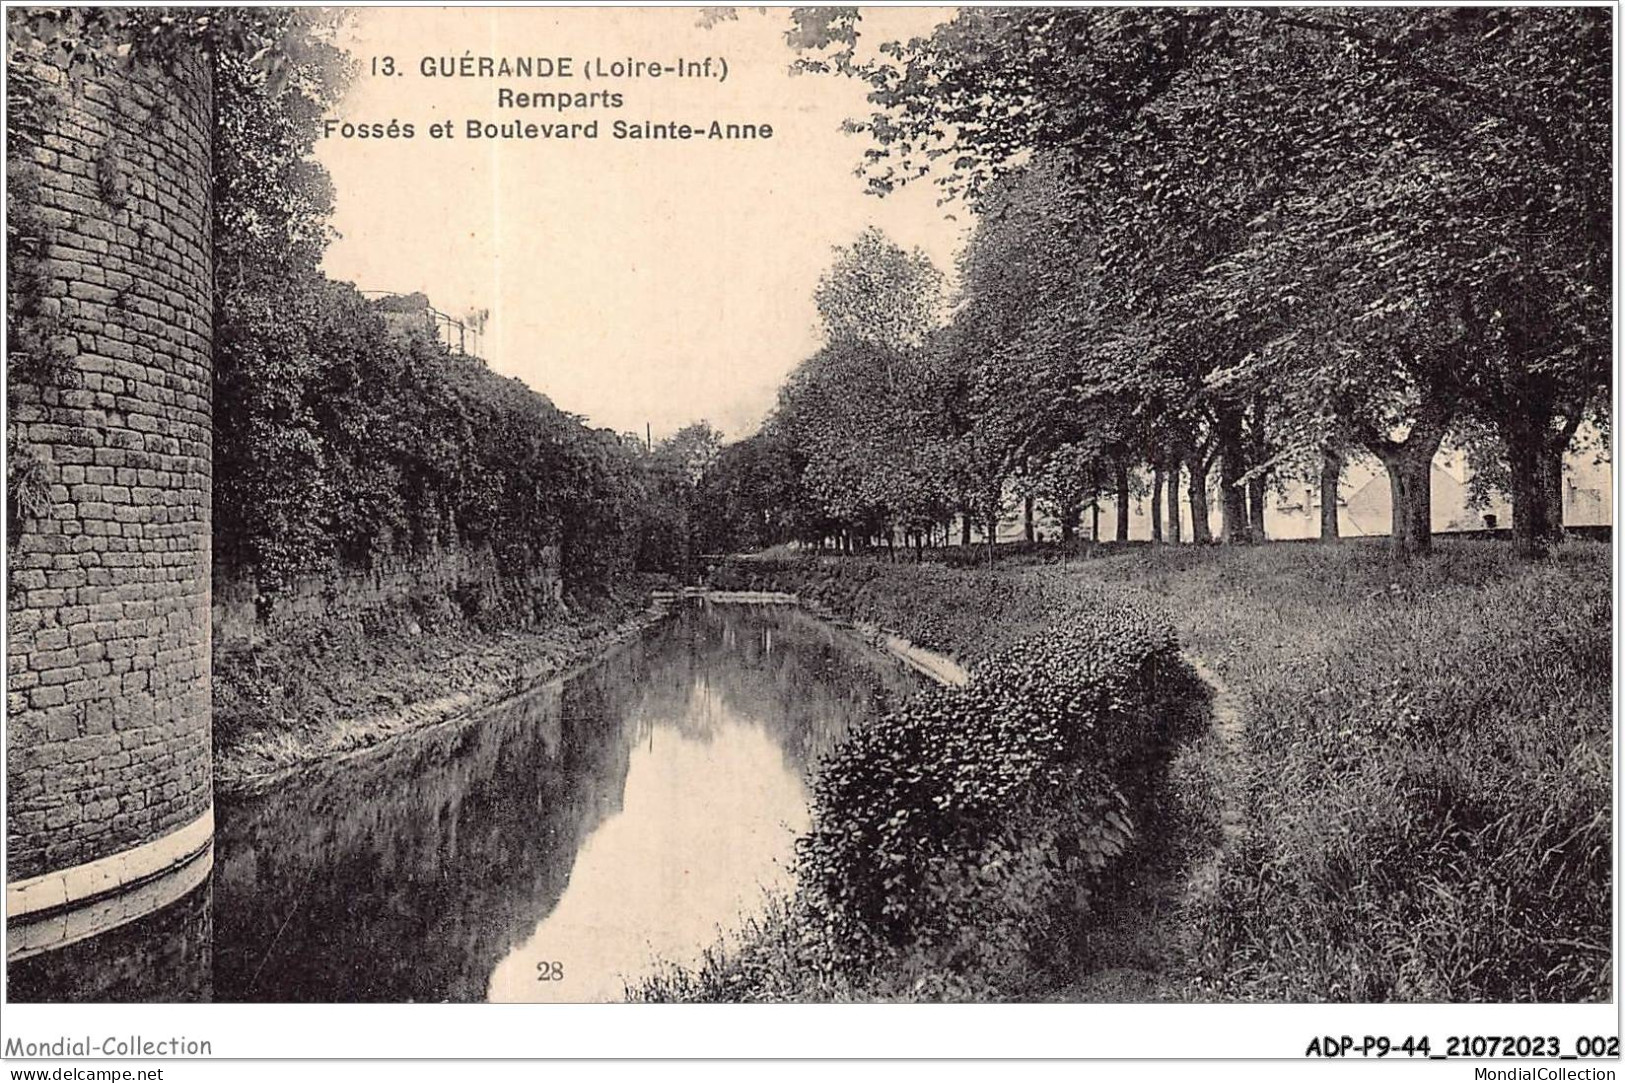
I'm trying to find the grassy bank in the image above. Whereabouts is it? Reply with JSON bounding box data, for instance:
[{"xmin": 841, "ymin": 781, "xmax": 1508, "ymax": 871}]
[
  {"xmin": 213, "ymin": 583, "xmax": 663, "ymax": 791},
  {"xmin": 640, "ymin": 539, "xmax": 1610, "ymax": 1002},
  {"xmin": 1048, "ymin": 539, "xmax": 1611, "ymax": 1002}
]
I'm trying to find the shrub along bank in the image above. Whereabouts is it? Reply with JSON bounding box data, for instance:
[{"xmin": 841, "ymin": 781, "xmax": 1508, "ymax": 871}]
[{"xmin": 635, "ymin": 559, "xmax": 1201, "ymax": 1000}]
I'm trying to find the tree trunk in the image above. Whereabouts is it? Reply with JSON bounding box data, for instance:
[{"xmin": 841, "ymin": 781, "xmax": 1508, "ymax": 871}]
[
  {"xmin": 1377, "ymin": 452, "xmax": 1435, "ymax": 556},
  {"xmin": 1060, "ymin": 501, "xmax": 1078, "ymax": 544},
  {"xmin": 1150, "ymin": 464, "xmax": 1164, "ymax": 543},
  {"xmin": 1186, "ymin": 453, "xmax": 1213, "ymax": 544},
  {"xmin": 1114, "ymin": 460, "xmax": 1130, "ymax": 542},
  {"xmin": 1543, "ymin": 446, "xmax": 1565, "ymax": 538},
  {"xmin": 1319, "ymin": 449, "xmax": 1341, "ymax": 542},
  {"xmin": 1217, "ymin": 408, "xmax": 1252, "ymax": 544},
  {"xmin": 986, "ymin": 508, "xmax": 998, "ymax": 568},
  {"xmin": 1247, "ymin": 401, "xmax": 1268, "ymax": 541},
  {"xmin": 1166, "ymin": 460, "xmax": 1182, "ymax": 544},
  {"xmin": 1247, "ymin": 475, "xmax": 1268, "ymax": 541},
  {"xmin": 960, "ymin": 510, "xmax": 972, "ymax": 547},
  {"xmin": 1091, "ymin": 498, "xmax": 1101, "ymax": 543},
  {"xmin": 1500, "ymin": 415, "xmax": 1565, "ymax": 558},
  {"xmin": 1023, "ymin": 494, "xmax": 1035, "ymax": 543},
  {"xmin": 1505, "ymin": 404, "xmax": 1583, "ymax": 556},
  {"xmin": 1366, "ymin": 404, "xmax": 1452, "ymax": 556}
]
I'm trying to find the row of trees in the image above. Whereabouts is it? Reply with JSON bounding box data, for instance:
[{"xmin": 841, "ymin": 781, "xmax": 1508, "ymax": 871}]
[{"xmin": 702, "ymin": 7, "xmax": 1610, "ymax": 558}]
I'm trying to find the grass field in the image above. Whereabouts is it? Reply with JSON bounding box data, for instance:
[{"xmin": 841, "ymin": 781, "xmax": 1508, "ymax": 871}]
[
  {"xmin": 653, "ymin": 538, "xmax": 1612, "ymax": 1002},
  {"xmin": 1023, "ymin": 538, "xmax": 1612, "ymax": 1001}
]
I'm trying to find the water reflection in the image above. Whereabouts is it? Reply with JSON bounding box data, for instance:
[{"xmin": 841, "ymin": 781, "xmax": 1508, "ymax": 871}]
[
  {"xmin": 488, "ymin": 696, "xmax": 806, "ymax": 1002},
  {"xmin": 209, "ymin": 603, "xmax": 921, "ymax": 1002}
]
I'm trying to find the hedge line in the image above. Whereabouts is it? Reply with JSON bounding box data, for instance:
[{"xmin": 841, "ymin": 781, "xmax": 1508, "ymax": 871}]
[{"xmin": 214, "ymin": 282, "xmax": 644, "ymax": 601}]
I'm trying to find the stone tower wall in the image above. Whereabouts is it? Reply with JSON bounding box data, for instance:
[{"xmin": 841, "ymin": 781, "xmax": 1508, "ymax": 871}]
[{"xmin": 6, "ymin": 42, "xmax": 214, "ymax": 883}]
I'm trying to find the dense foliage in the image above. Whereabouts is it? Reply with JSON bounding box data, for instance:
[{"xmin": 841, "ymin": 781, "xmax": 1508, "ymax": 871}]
[
  {"xmin": 799, "ymin": 602, "xmax": 1177, "ymax": 963},
  {"xmin": 698, "ymin": 8, "xmax": 1611, "ymax": 560},
  {"xmin": 214, "ymin": 281, "xmax": 645, "ymax": 601},
  {"xmin": 689, "ymin": 424, "xmax": 823, "ymax": 555}
]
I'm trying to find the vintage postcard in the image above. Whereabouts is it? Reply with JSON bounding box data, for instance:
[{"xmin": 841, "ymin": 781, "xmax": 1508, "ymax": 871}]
[{"xmin": 2, "ymin": 3, "xmax": 1616, "ymax": 1072}]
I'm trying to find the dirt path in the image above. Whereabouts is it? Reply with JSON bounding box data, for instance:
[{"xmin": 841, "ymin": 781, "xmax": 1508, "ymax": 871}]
[
  {"xmin": 1180, "ymin": 654, "xmax": 1248, "ymax": 906},
  {"xmin": 1057, "ymin": 651, "xmax": 1248, "ymax": 1002}
]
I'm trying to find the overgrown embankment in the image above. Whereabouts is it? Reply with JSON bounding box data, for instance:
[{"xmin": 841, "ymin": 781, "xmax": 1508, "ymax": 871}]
[
  {"xmin": 711, "ymin": 557, "xmax": 1088, "ymax": 665},
  {"xmin": 634, "ymin": 557, "xmax": 1209, "ymax": 1001},
  {"xmin": 209, "ymin": 272, "xmax": 676, "ymax": 790},
  {"xmin": 213, "ymin": 580, "xmax": 663, "ymax": 792}
]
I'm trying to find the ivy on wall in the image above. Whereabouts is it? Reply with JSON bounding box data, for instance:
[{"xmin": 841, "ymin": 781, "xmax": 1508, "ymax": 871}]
[{"xmin": 4, "ymin": 38, "xmax": 74, "ymax": 539}]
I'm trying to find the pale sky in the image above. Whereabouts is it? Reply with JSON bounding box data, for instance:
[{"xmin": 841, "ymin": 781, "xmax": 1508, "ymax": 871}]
[{"xmin": 316, "ymin": 7, "xmax": 968, "ymax": 442}]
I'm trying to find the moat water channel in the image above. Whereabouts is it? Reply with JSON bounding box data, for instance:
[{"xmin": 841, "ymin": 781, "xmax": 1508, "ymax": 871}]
[{"xmin": 10, "ymin": 602, "xmax": 924, "ymax": 1002}]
